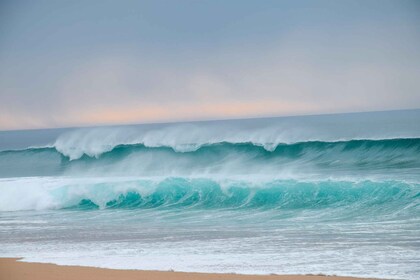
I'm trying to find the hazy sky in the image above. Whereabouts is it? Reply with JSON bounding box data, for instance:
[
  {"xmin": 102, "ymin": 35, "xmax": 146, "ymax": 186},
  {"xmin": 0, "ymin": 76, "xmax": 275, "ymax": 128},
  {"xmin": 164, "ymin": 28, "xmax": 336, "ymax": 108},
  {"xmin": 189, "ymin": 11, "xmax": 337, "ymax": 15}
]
[{"xmin": 0, "ymin": 0, "xmax": 419, "ymax": 130}]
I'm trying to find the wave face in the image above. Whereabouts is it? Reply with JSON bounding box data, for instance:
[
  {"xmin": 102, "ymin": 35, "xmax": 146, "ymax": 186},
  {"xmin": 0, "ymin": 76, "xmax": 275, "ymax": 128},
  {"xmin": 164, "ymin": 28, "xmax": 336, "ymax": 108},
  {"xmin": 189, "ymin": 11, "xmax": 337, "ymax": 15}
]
[
  {"xmin": 1, "ymin": 177, "xmax": 418, "ymax": 213},
  {"xmin": 1, "ymin": 110, "xmax": 420, "ymax": 279},
  {"xmin": 1, "ymin": 176, "xmax": 420, "ymax": 279}
]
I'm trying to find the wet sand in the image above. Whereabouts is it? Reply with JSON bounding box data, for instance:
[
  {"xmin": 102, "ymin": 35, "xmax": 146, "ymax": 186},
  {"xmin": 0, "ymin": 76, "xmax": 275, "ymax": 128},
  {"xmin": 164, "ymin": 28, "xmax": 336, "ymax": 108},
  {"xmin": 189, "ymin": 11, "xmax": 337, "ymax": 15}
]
[{"xmin": 0, "ymin": 258, "xmax": 379, "ymax": 280}]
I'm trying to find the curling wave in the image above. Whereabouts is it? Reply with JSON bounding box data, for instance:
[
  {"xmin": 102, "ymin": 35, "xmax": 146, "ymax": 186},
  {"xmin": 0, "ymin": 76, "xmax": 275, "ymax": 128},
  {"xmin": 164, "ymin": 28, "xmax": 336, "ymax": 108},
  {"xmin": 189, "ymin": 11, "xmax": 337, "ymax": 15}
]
[{"xmin": 0, "ymin": 177, "xmax": 418, "ymax": 214}]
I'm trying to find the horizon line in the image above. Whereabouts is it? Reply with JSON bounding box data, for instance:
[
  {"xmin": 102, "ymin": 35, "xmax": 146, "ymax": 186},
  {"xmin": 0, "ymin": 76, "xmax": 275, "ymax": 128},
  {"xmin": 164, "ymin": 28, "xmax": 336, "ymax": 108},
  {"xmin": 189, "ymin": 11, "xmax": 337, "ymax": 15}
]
[{"xmin": 1, "ymin": 107, "xmax": 419, "ymax": 133}]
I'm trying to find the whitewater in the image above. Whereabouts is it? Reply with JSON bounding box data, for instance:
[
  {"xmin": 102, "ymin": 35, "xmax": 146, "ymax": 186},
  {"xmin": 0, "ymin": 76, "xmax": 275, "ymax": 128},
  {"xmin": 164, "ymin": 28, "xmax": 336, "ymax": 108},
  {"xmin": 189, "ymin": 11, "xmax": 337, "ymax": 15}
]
[{"xmin": 1, "ymin": 109, "xmax": 420, "ymax": 279}]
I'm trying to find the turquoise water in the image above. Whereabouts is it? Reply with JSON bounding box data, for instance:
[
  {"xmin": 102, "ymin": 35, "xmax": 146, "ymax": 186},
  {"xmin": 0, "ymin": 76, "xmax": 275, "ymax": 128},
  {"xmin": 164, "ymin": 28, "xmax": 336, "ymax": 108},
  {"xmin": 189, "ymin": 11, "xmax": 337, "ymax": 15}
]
[{"xmin": 0, "ymin": 110, "xmax": 420, "ymax": 279}]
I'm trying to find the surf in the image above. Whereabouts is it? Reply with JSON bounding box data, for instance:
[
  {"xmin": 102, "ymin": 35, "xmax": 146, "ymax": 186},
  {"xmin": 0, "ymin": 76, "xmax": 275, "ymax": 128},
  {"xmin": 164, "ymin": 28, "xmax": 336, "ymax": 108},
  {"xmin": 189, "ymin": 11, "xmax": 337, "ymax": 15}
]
[
  {"xmin": 1, "ymin": 110, "xmax": 420, "ymax": 280},
  {"xmin": 0, "ymin": 177, "xmax": 418, "ymax": 214}
]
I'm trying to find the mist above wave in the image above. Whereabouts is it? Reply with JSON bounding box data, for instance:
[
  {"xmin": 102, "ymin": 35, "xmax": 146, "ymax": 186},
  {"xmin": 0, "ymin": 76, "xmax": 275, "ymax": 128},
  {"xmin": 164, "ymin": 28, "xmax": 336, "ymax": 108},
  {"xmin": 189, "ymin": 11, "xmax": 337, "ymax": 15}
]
[
  {"xmin": 0, "ymin": 109, "xmax": 393, "ymax": 159},
  {"xmin": 52, "ymin": 123, "xmax": 328, "ymax": 160},
  {"xmin": 1, "ymin": 110, "xmax": 419, "ymax": 178},
  {"xmin": 1, "ymin": 109, "xmax": 419, "ymax": 159}
]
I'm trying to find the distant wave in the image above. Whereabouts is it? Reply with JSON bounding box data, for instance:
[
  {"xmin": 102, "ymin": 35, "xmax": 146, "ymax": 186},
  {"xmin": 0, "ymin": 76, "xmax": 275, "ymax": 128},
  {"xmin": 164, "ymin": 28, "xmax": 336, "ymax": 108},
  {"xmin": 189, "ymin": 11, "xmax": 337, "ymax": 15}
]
[
  {"xmin": 61, "ymin": 138, "xmax": 420, "ymax": 159},
  {"xmin": 47, "ymin": 116, "xmax": 420, "ymax": 160},
  {"xmin": 3, "ymin": 137, "xmax": 420, "ymax": 156},
  {"xmin": 2, "ymin": 109, "xmax": 419, "ymax": 159},
  {"xmin": 1, "ymin": 112, "xmax": 419, "ymax": 178},
  {"xmin": 1, "ymin": 138, "xmax": 419, "ymax": 178}
]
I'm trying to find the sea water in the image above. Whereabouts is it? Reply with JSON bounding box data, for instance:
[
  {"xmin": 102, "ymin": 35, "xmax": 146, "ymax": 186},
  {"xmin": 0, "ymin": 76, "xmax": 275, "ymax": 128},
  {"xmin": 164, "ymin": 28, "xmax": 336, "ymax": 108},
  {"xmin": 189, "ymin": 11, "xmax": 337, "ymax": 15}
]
[{"xmin": 0, "ymin": 110, "xmax": 419, "ymax": 279}]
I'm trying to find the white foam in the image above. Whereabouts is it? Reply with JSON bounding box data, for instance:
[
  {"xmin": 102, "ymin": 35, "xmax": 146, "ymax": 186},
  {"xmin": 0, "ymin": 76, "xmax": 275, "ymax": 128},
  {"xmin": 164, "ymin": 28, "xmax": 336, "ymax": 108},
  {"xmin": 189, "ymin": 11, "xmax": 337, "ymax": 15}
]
[{"xmin": 52, "ymin": 110, "xmax": 420, "ymax": 159}]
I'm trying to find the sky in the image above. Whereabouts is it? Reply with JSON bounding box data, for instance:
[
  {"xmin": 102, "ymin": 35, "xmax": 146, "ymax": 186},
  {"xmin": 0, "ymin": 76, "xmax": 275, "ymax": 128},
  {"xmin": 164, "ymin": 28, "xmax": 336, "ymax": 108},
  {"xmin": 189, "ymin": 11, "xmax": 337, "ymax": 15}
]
[{"xmin": 0, "ymin": 0, "xmax": 419, "ymax": 130}]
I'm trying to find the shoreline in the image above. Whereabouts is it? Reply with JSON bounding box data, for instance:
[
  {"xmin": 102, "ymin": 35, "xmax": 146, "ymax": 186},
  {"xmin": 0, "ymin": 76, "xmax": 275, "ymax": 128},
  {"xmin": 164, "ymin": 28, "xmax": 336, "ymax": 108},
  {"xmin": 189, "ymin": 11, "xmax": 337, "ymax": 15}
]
[{"xmin": 0, "ymin": 258, "xmax": 380, "ymax": 280}]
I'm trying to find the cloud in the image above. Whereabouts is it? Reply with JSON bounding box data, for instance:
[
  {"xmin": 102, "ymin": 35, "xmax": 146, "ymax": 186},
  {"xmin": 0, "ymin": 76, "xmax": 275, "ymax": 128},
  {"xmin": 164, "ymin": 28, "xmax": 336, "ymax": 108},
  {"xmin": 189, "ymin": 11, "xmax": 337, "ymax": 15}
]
[{"xmin": 0, "ymin": 6, "xmax": 419, "ymax": 129}]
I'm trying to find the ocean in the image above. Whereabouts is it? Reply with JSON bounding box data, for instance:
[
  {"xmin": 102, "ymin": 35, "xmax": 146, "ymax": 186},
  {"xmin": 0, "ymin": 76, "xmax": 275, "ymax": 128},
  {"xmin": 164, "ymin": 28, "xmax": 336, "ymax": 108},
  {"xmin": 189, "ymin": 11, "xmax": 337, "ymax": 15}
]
[{"xmin": 0, "ymin": 109, "xmax": 419, "ymax": 279}]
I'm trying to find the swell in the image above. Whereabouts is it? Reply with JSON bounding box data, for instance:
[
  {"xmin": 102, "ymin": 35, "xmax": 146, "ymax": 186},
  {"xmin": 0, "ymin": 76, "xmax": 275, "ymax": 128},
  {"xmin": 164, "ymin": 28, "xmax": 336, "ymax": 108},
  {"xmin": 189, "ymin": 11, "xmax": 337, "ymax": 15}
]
[
  {"xmin": 0, "ymin": 138, "xmax": 419, "ymax": 178},
  {"xmin": 0, "ymin": 177, "xmax": 419, "ymax": 215}
]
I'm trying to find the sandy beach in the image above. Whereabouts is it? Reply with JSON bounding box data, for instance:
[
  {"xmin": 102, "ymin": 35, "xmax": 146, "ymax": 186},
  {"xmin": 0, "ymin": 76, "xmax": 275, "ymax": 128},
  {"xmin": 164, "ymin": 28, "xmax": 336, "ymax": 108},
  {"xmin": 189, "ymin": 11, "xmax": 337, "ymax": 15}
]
[{"xmin": 0, "ymin": 258, "xmax": 380, "ymax": 280}]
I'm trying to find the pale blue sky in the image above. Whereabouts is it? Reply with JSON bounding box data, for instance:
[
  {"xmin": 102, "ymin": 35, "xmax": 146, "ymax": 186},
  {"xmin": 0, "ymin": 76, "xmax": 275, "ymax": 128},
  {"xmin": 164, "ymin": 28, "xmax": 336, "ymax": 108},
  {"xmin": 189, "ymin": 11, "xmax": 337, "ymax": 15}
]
[{"xmin": 0, "ymin": 0, "xmax": 419, "ymax": 129}]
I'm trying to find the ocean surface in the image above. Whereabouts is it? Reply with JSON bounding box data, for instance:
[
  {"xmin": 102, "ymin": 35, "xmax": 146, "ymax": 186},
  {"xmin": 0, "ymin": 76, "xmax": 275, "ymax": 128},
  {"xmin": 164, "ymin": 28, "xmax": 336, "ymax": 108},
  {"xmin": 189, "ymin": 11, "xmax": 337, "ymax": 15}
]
[{"xmin": 1, "ymin": 110, "xmax": 419, "ymax": 279}]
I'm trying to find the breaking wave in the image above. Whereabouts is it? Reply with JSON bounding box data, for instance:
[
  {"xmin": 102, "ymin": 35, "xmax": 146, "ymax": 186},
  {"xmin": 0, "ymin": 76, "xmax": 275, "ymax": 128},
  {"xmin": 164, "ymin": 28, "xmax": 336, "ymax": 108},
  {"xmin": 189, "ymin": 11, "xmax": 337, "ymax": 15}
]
[{"xmin": 0, "ymin": 177, "xmax": 418, "ymax": 214}]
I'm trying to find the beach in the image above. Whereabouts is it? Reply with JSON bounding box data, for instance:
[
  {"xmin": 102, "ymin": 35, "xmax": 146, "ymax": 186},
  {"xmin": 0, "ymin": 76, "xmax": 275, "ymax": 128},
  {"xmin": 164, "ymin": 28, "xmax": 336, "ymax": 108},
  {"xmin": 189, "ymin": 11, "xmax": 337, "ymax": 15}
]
[{"xmin": 0, "ymin": 258, "xmax": 378, "ymax": 280}]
